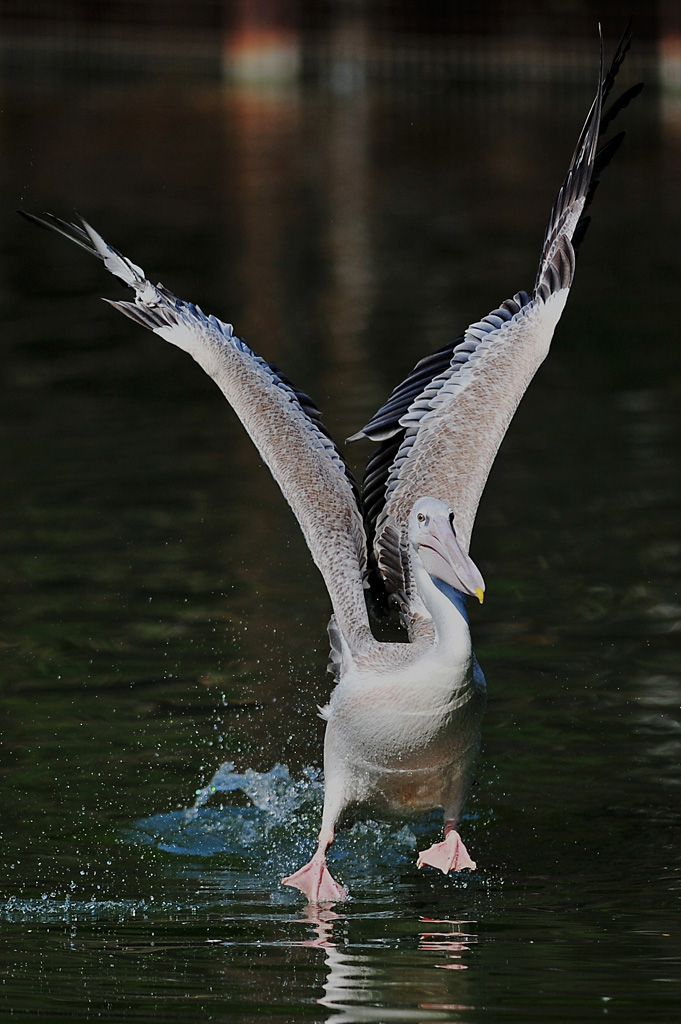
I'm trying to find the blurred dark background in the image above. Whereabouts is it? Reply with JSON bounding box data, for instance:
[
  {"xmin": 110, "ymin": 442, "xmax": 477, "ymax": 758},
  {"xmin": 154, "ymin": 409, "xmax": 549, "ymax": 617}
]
[{"xmin": 0, "ymin": 0, "xmax": 675, "ymax": 86}]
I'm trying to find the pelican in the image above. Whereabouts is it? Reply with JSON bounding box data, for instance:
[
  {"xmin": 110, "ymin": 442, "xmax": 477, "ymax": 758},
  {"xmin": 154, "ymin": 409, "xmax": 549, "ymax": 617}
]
[{"xmin": 22, "ymin": 32, "xmax": 638, "ymax": 903}]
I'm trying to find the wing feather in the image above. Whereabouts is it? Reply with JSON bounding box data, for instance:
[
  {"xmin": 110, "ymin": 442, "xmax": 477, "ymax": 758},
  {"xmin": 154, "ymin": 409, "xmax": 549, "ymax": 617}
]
[
  {"xmin": 354, "ymin": 30, "xmax": 637, "ymax": 619},
  {"xmin": 21, "ymin": 213, "xmax": 373, "ymax": 652}
]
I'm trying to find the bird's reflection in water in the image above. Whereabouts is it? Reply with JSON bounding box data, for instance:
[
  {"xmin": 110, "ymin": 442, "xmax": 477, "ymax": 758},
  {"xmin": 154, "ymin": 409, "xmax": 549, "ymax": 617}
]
[
  {"xmin": 418, "ymin": 918, "xmax": 472, "ymax": 970},
  {"xmin": 297, "ymin": 905, "xmax": 475, "ymax": 1023},
  {"xmin": 296, "ymin": 903, "xmax": 340, "ymax": 950}
]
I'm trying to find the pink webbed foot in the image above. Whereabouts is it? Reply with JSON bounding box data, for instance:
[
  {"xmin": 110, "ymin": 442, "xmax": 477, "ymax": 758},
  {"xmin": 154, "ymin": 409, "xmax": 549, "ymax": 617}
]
[
  {"xmin": 283, "ymin": 857, "xmax": 348, "ymax": 903},
  {"xmin": 417, "ymin": 830, "xmax": 476, "ymax": 874}
]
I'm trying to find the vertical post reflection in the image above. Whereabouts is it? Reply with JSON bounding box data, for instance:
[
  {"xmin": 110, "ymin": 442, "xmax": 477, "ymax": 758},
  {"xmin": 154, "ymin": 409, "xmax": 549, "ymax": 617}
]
[
  {"xmin": 320, "ymin": 91, "xmax": 377, "ymax": 442},
  {"xmin": 223, "ymin": 84, "xmax": 302, "ymax": 360}
]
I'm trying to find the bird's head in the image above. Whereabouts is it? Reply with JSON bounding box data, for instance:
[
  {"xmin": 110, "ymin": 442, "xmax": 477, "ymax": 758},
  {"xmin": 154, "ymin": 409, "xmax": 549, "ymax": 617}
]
[{"xmin": 408, "ymin": 497, "xmax": 485, "ymax": 604}]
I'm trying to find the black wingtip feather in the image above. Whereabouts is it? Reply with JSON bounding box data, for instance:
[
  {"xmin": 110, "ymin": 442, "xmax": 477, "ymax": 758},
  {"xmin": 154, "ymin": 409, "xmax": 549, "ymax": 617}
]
[
  {"xmin": 19, "ymin": 209, "xmax": 104, "ymax": 261},
  {"xmin": 535, "ymin": 26, "xmax": 641, "ymax": 292}
]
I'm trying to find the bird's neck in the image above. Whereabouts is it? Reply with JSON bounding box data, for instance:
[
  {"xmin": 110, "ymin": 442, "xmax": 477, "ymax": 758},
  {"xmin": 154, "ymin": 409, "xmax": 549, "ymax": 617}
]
[{"xmin": 413, "ymin": 561, "xmax": 473, "ymax": 665}]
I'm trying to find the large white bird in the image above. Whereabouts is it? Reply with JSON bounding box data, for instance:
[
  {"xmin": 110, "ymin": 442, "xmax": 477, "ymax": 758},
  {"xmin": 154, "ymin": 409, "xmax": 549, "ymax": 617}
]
[{"xmin": 23, "ymin": 32, "xmax": 638, "ymax": 903}]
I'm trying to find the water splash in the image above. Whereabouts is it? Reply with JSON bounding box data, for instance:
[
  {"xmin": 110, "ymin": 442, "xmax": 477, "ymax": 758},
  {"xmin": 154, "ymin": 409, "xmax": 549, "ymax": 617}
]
[
  {"xmin": 193, "ymin": 761, "xmax": 322, "ymax": 819},
  {"xmin": 128, "ymin": 761, "xmax": 430, "ymax": 894},
  {"xmin": 0, "ymin": 765, "xmax": 482, "ymax": 925},
  {"xmin": 132, "ymin": 763, "xmax": 323, "ymax": 868}
]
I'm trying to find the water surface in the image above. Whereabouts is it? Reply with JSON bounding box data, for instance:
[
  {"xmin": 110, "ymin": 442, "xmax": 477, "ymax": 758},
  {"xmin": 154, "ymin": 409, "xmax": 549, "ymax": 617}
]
[{"xmin": 0, "ymin": 69, "xmax": 680, "ymax": 1022}]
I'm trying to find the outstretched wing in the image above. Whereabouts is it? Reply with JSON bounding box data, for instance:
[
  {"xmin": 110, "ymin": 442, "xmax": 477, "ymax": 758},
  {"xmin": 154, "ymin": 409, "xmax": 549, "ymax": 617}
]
[
  {"xmin": 352, "ymin": 29, "xmax": 637, "ymax": 620},
  {"xmin": 21, "ymin": 213, "xmax": 374, "ymax": 654}
]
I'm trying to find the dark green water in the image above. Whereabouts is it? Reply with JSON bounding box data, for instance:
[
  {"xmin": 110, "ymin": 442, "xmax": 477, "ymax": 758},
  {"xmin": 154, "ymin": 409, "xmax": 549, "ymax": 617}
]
[{"xmin": 1, "ymin": 69, "xmax": 680, "ymax": 1022}]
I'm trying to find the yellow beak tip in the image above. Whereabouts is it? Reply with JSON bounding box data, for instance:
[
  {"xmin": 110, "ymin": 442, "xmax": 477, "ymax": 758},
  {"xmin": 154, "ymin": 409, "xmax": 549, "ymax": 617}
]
[{"xmin": 475, "ymin": 588, "xmax": 485, "ymax": 605}]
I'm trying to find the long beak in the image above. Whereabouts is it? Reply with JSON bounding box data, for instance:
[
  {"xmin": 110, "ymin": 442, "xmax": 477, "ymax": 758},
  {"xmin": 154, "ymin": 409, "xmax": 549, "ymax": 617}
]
[{"xmin": 419, "ymin": 515, "xmax": 485, "ymax": 603}]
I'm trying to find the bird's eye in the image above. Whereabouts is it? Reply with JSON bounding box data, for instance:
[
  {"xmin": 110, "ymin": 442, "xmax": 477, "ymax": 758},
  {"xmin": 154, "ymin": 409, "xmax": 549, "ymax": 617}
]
[
  {"xmin": 448, "ymin": 511, "xmax": 456, "ymax": 533},
  {"xmin": 417, "ymin": 512, "xmax": 426, "ymax": 523}
]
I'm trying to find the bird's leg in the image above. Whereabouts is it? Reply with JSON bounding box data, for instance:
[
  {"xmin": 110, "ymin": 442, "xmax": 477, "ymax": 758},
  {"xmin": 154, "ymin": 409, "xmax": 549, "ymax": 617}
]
[
  {"xmin": 417, "ymin": 820, "xmax": 476, "ymax": 874},
  {"xmin": 283, "ymin": 825, "xmax": 348, "ymax": 903}
]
